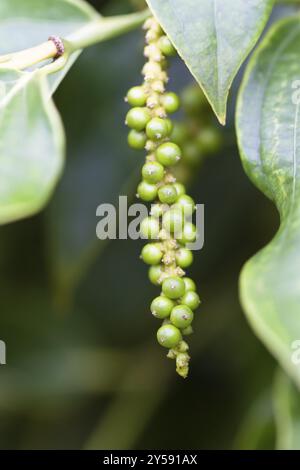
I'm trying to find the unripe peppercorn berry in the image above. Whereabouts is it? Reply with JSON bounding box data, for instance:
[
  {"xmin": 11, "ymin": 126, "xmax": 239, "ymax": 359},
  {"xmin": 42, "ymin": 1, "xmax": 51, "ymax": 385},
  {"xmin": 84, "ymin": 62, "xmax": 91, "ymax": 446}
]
[
  {"xmin": 146, "ymin": 117, "xmax": 170, "ymax": 141},
  {"xmin": 162, "ymin": 208, "xmax": 184, "ymax": 234},
  {"xmin": 183, "ymin": 277, "xmax": 196, "ymax": 292},
  {"xmin": 140, "ymin": 217, "xmax": 160, "ymax": 239},
  {"xmin": 175, "ymin": 194, "xmax": 196, "ymax": 217},
  {"xmin": 181, "ymin": 84, "xmax": 208, "ymax": 115},
  {"xmin": 156, "ymin": 142, "xmax": 182, "ymax": 167},
  {"xmin": 158, "ymin": 35, "xmax": 177, "ymax": 57},
  {"xmin": 162, "ymin": 276, "xmax": 185, "ymax": 299},
  {"xmin": 127, "ymin": 86, "xmax": 147, "ymax": 107},
  {"xmin": 158, "ymin": 184, "xmax": 178, "ymax": 204},
  {"xmin": 170, "ymin": 123, "xmax": 188, "ymax": 146},
  {"xmin": 157, "ymin": 324, "xmax": 182, "ymax": 348},
  {"xmin": 182, "ymin": 325, "xmax": 194, "ymax": 336},
  {"xmin": 148, "ymin": 265, "xmax": 164, "ymax": 285},
  {"xmin": 142, "ymin": 161, "xmax": 164, "ymax": 184},
  {"xmin": 128, "ymin": 129, "xmax": 147, "ymax": 150},
  {"xmin": 141, "ymin": 243, "xmax": 163, "ymax": 265},
  {"xmin": 150, "ymin": 203, "xmax": 164, "ymax": 218},
  {"xmin": 126, "ymin": 107, "xmax": 151, "ymax": 131},
  {"xmin": 165, "ymin": 118, "xmax": 173, "ymax": 134},
  {"xmin": 151, "ymin": 296, "xmax": 175, "ymax": 319},
  {"xmin": 182, "ymin": 142, "xmax": 202, "ymax": 167},
  {"xmin": 174, "ymin": 182, "xmax": 186, "ymax": 197},
  {"xmin": 175, "ymin": 248, "xmax": 193, "ymax": 268},
  {"xmin": 196, "ymin": 127, "xmax": 221, "ymax": 154},
  {"xmin": 181, "ymin": 291, "xmax": 201, "ymax": 310},
  {"xmin": 181, "ymin": 222, "xmax": 197, "ymax": 243},
  {"xmin": 161, "ymin": 92, "xmax": 180, "ymax": 114},
  {"xmin": 137, "ymin": 181, "xmax": 158, "ymax": 201},
  {"xmin": 170, "ymin": 305, "xmax": 194, "ymax": 329}
]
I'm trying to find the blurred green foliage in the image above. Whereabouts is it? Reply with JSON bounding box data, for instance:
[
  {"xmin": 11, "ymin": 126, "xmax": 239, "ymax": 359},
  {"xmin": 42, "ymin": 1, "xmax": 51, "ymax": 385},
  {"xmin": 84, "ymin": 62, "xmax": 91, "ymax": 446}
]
[{"xmin": 0, "ymin": 0, "xmax": 287, "ymax": 449}]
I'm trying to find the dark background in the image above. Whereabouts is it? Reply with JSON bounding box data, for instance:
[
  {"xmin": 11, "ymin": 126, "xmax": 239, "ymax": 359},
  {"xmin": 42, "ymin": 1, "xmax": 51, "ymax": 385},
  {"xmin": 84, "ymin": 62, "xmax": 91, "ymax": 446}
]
[{"xmin": 0, "ymin": 0, "xmax": 283, "ymax": 449}]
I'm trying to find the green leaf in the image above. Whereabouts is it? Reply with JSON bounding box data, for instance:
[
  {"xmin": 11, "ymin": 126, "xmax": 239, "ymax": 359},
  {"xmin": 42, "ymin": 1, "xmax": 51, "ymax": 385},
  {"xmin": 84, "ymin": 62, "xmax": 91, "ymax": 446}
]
[
  {"xmin": 0, "ymin": 0, "xmax": 99, "ymax": 224},
  {"xmin": 0, "ymin": 70, "xmax": 65, "ymax": 224},
  {"xmin": 234, "ymin": 390, "xmax": 275, "ymax": 450},
  {"xmin": 146, "ymin": 0, "xmax": 274, "ymax": 124},
  {"xmin": 273, "ymin": 369, "xmax": 300, "ymax": 449},
  {"xmin": 0, "ymin": 1, "xmax": 150, "ymax": 224},
  {"xmin": 236, "ymin": 16, "xmax": 300, "ymax": 387}
]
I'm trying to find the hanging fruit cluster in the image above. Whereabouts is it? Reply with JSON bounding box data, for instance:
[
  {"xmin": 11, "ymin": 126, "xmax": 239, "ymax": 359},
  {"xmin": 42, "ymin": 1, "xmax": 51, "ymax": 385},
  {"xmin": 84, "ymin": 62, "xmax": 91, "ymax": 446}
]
[
  {"xmin": 125, "ymin": 17, "xmax": 202, "ymax": 378},
  {"xmin": 171, "ymin": 83, "xmax": 223, "ymax": 184}
]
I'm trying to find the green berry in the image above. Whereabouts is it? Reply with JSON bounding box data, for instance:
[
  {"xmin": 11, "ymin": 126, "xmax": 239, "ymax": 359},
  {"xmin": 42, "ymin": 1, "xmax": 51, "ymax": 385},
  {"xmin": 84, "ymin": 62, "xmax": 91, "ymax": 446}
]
[
  {"xmin": 182, "ymin": 142, "xmax": 202, "ymax": 167},
  {"xmin": 170, "ymin": 305, "xmax": 194, "ymax": 329},
  {"xmin": 127, "ymin": 86, "xmax": 147, "ymax": 107},
  {"xmin": 157, "ymin": 324, "xmax": 182, "ymax": 348},
  {"xmin": 151, "ymin": 296, "xmax": 175, "ymax": 319},
  {"xmin": 148, "ymin": 265, "xmax": 164, "ymax": 285},
  {"xmin": 165, "ymin": 118, "xmax": 174, "ymax": 134},
  {"xmin": 128, "ymin": 129, "xmax": 147, "ymax": 150},
  {"xmin": 142, "ymin": 161, "xmax": 164, "ymax": 184},
  {"xmin": 175, "ymin": 248, "xmax": 193, "ymax": 268},
  {"xmin": 181, "ymin": 84, "xmax": 208, "ymax": 115},
  {"xmin": 183, "ymin": 277, "xmax": 196, "ymax": 292},
  {"xmin": 141, "ymin": 243, "xmax": 163, "ymax": 265},
  {"xmin": 156, "ymin": 142, "xmax": 181, "ymax": 166},
  {"xmin": 162, "ymin": 276, "xmax": 185, "ymax": 300},
  {"xmin": 146, "ymin": 117, "xmax": 170, "ymax": 141},
  {"xmin": 182, "ymin": 326, "xmax": 194, "ymax": 336},
  {"xmin": 158, "ymin": 184, "xmax": 178, "ymax": 204},
  {"xmin": 174, "ymin": 182, "xmax": 186, "ymax": 197},
  {"xmin": 170, "ymin": 123, "xmax": 188, "ymax": 146},
  {"xmin": 196, "ymin": 127, "xmax": 221, "ymax": 154},
  {"xmin": 150, "ymin": 203, "xmax": 164, "ymax": 218},
  {"xmin": 162, "ymin": 208, "xmax": 184, "ymax": 234},
  {"xmin": 158, "ymin": 35, "xmax": 177, "ymax": 57},
  {"xmin": 181, "ymin": 291, "xmax": 201, "ymax": 310},
  {"xmin": 137, "ymin": 181, "xmax": 158, "ymax": 201},
  {"xmin": 126, "ymin": 107, "xmax": 151, "ymax": 131},
  {"xmin": 175, "ymin": 194, "xmax": 195, "ymax": 217},
  {"xmin": 181, "ymin": 222, "xmax": 197, "ymax": 243},
  {"xmin": 140, "ymin": 217, "xmax": 160, "ymax": 239},
  {"xmin": 162, "ymin": 92, "xmax": 180, "ymax": 114}
]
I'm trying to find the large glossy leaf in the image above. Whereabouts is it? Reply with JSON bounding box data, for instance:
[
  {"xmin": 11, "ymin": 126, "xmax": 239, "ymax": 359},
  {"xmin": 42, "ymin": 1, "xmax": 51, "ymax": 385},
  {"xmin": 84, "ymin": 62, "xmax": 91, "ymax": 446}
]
[
  {"xmin": 0, "ymin": 0, "xmax": 99, "ymax": 224},
  {"xmin": 236, "ymin": 16, "xmax": 300, "ymax": 387},
  {"xmin": 0, "ymin": 1, "xmax": 149, "ymax": 224},
  {"xmin": 0, "ymin": 70, "xmax": 65, "ymax": 224},
  {"xmin": 146, "ymin": 0, "xmax": 274, "ymax": 124},
  {"xmin": 273, "ymin": 370, "xmax": 300, "ymax": 449}
]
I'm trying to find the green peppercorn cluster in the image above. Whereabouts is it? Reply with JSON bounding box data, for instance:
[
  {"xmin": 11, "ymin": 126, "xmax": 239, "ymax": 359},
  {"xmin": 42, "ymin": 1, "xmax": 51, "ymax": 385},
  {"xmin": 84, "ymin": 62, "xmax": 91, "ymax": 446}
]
[
  {"xmin": 170, "ymin": 84, "xmax": 223, "ymax": 184},
  {"xmin": 125, "ymin": 17, "xmax": 202, "ymax": 379}
]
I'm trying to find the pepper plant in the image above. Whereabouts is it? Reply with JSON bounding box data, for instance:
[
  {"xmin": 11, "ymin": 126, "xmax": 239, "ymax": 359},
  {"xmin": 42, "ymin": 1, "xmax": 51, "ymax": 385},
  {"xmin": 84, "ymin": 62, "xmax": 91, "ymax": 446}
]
[{"xmin": 2, "ymin": 0, "xmax": 300, "ymax": 445}]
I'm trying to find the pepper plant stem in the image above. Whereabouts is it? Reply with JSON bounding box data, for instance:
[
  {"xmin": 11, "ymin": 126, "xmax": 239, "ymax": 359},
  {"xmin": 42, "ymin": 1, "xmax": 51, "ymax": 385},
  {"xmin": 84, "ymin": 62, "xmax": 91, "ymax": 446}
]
[{"xmin": 0, "ymin": 9, "xmax": 150, "ymax": 72}]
